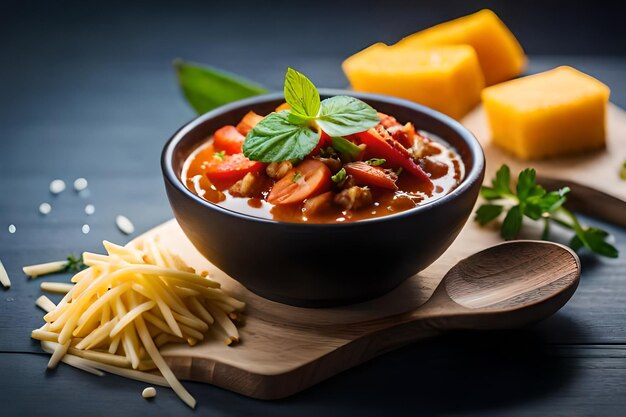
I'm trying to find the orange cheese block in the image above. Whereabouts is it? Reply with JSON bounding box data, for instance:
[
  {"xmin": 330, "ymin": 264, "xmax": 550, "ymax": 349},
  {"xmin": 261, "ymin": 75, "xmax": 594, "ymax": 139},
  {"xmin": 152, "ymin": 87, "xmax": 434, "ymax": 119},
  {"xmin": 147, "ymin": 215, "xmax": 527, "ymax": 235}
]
[
  {"xmin": 342, "ymin": 43, "xmax": 485, "ymax": 120},
  {"xmin": 481, "ymin": 66, "xmax": 610, "ymax": 160},
  {"xmin": 396, "ymin": 9, "xmax": 526, "ymax": 86}
]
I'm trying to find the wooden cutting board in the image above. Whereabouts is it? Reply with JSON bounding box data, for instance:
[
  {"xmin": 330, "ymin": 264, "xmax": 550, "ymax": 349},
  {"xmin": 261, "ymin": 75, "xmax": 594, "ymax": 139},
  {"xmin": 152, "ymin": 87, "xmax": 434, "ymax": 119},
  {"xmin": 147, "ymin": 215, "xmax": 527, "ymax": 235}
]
[{"xmin": 141, "ymin": 104, "xmax": 625, "ymax": 400}]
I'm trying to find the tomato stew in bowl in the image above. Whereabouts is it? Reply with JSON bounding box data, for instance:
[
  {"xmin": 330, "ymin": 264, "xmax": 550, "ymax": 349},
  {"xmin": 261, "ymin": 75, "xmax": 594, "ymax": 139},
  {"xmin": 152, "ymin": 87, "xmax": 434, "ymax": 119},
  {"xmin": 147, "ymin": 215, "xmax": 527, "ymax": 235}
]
[
  {"xmin": 162, "ymin": 90, "xmax": 484, "ymax": 307},
  {"xmin": 182, "ymin": 110, "xmax": 464, "ymax": 223}
]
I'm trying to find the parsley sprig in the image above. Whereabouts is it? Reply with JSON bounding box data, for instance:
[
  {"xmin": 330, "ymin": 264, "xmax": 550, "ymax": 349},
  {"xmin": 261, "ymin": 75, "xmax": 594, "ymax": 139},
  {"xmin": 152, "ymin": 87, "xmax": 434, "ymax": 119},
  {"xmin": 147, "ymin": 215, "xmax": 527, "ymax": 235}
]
[
  {"xmin": 242, "ymin": 68, "xmax": 379, "ymax": 162},
  {"xmin": 65, "ymin": 254, "xmax": 87, "ymax": 273},
  {"xmin": 475, "ymin": 164, "xmax": 618, "ymax": 258}
]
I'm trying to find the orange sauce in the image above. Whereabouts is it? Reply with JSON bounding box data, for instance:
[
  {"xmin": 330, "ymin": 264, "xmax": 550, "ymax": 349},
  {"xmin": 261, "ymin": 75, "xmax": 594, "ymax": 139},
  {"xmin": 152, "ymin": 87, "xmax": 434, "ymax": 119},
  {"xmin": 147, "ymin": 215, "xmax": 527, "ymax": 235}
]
[{"xmin": 182, "ymin": 132, "xmax": 464, "ymax": 223}]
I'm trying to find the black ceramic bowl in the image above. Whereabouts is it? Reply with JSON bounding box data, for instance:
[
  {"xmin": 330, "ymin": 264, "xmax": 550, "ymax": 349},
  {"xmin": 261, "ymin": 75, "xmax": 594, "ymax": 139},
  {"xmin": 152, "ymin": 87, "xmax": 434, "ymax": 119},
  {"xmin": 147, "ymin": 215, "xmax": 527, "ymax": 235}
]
[{"xmin": 162, "ymin": 90, "xmax": 485, "ymax": 307}]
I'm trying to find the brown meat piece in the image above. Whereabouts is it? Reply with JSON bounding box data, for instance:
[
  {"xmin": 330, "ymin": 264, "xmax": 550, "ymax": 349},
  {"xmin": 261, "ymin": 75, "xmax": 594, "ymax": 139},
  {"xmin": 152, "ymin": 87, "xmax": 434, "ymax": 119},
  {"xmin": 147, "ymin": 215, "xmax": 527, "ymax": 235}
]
[
  {"xmin": 229, "ymin": 172, "xmax": 264, "ymax": 197},
  {"xmin": 334, "ymin": 186, "xmax": 373, "ymax": 211},
  {"xmin": 266, "ymin": 161, "xmax": 293, "ymax": 180},
  {"xmin": 313, "ymin": 156, "xmax": 342, "ymax": 173}
]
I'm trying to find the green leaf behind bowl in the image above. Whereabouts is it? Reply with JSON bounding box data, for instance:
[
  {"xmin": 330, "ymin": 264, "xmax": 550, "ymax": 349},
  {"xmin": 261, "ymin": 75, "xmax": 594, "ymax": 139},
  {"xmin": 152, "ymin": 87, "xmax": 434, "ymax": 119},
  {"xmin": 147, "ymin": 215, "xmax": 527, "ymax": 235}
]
[{"xmin": 174, "ymin": 59, "xmax": 269, "ymax": 114}]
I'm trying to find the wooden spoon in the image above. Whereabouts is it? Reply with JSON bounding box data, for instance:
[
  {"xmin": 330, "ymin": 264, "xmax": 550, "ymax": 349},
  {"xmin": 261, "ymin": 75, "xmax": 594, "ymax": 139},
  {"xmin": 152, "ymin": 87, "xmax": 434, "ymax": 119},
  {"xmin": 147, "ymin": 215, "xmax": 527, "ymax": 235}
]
[{"xmin": 354, "ymin": 240, "xmax": 581, "ymax": 337}]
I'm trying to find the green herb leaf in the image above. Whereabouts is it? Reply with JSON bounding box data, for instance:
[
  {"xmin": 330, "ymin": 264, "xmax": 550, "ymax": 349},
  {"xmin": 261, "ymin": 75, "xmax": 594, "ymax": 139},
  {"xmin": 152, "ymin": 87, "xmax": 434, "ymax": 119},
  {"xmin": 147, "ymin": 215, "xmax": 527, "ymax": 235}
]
[
  {"xmin": 577, "ymin": 227, "xmax": 619, "ymax": 258},
  {"xmin": 476, "ymin": 164, "xmax": 619, "ymax": 258},
  {"xmin": 331, "ymin": 136, "xmax": 362, "ymax": 162},
  {"xmin": 366, "ymin": 158, "xmax": 386, "ymax": 166},
  {"xmin": 475, "ymin": 204, "xmax": 504, "ymax": 225},
  {"xmin": 284, "ymin": 68, "xmax": 320, "ymax": 118},
  {"xmin": 65, "ymin": 254, "xmax": 86, "ymax": 273},
  {"xmin": 501, "ymin": 205, "xmax": 523, "ymax": 240},
  {"xmin": 174, "ymin": 60, "xmax": 268, "ymax": 114},
  {"xmin": 516, "ymin": 168, "xmax": 537, "ymax": 201},
  {"xmin": 493, "ymin": 164, "xmax": 512, "ymax": 195},
  {"xmin": 317, "ymin": 96, "xmax": 379, "ymax": 137},
  {"xmin": 243, "ymin": 112, "xmax": 320, "ymax": 162},
  {"xmin": 331, "ymin": 168, "xmax": 347, "ymax": 184}
]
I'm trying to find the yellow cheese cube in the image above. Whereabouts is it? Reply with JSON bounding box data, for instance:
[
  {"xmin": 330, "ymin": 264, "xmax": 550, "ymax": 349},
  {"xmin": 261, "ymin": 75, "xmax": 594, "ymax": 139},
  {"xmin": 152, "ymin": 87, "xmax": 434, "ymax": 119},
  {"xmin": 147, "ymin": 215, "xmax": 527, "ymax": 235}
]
[
  {"xmin": 396, "ymin": 9, "xmax": 526, "ymax": 86},
  {"xmin": 482, "ymin": 66, "xmax": 610, "ymax": 160},
  {"xmin": 342, "ymin": 43, "xmax": 485, "ymax": 120}
]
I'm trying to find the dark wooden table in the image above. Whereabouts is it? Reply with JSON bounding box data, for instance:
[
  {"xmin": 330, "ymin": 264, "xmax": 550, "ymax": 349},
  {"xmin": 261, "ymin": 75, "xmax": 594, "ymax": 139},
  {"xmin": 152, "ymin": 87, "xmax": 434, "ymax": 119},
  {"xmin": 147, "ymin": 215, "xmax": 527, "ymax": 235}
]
[{"xmin": 1, "ymin": 1, "xmax": 625, "ymax": 416}]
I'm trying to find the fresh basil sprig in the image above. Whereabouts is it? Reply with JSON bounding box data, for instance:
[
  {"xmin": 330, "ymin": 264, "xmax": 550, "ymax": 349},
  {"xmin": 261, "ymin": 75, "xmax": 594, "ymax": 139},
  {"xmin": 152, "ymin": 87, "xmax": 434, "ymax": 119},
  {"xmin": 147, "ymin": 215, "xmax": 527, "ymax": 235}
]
[
  {"xmin": 243, "ymin": 68, "xmax": 379, "ymax": 163},
  {"xmin": 475, "ymin": 164, "xmax": 618, "ymax": 258}
]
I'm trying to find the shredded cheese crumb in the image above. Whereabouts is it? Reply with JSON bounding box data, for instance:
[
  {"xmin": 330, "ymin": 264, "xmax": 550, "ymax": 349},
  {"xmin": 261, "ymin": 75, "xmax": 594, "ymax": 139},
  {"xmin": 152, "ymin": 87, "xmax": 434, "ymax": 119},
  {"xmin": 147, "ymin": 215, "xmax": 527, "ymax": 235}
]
[
  {"xmin": 31, "ymin": 236, "xmax": 245, "ymax": 409},
  {"xmin": 142, "ymin": 387, "xmax": 157, "ymax": 399},
  {"xmin": 0, "ymin": 259, "xmax": 11, "ymax": 288},
  {"xmin": 116, "ymin": 215, "xmax": 135, "ymax": 235}
]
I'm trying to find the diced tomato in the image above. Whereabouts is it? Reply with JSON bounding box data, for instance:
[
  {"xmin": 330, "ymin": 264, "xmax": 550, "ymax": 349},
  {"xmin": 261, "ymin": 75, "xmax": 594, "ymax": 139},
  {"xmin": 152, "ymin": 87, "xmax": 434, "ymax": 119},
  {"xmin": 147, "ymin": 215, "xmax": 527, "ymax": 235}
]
[
  {"xmin": 236, "ymin": 111, "xmax": 264, "ymax": 136},
  {"xmin": 355, "ymin": 126, "xmax": 432, "ymax": 185},
  {"xmin": 205, "ymin": 153, "xmax": 265, "ymax": 184},
  {"xmin": 214, "ymin": 125, "xmax": 245, "ymax": 155},
  {"xmin": 344, "ymin": 161, "xmax": 398, "ymax": 190},
  {"xmin": 308, "ymin": 131, "xmax": 333, "ymax": 157},
  {"xmin": 267, "ymin": 160, "xmax": 332, "ymax": 205}
]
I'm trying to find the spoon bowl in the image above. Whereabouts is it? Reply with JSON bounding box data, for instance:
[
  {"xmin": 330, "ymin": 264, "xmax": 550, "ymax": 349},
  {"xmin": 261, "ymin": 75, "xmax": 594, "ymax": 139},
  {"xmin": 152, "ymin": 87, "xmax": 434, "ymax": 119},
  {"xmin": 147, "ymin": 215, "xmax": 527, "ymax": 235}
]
[{"xmin": 410, "ymin": 240, "xmax": 581, "ymax": 330}]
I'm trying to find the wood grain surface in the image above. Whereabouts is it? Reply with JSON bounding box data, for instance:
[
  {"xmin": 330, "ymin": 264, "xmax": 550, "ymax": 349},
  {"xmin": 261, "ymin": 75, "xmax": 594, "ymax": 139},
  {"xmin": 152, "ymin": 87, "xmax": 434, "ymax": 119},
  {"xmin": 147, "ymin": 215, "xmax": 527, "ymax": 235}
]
[{"xmin": 125, "ymin": 102, "xmax": 626, "ymax": 399}]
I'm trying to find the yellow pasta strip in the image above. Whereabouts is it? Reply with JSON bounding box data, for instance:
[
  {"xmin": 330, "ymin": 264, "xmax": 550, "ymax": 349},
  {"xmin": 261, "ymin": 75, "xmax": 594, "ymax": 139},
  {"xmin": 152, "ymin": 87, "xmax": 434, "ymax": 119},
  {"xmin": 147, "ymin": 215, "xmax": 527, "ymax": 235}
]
[
  {"xmin": 139, "ymin": 282, "xmax": 183, "ymax": 338},
  {"xmin": 109, "ymin": 300, "xmax": 156, "ymax": 338},
  {"xmin": 135, "ymin": 316, "xmax": 196, "ymax": 408},
  {"xmin": 205, "ymin": 303, "xmax": 239, "ymax": 344},
  {"xmin": 31, "ymin": 329, "xmax": 59, "ymax": 342},
  {"xmin": 172, "ymin": 286, "xmax": 201, "ymax": 297},
  {"xmin": 35, "ymin": 295, "xmax": 57, "ymax": 313},
  {"xmin": 188, "ymin": 297, "xmax": 214, "ymax": 325},
  {"xmin": 75, "ymin": 318, "xmax": 119, "ymax": 350},
  {"xmin": 143, "ymin": 312, "xmax": 178, "ymax": 336},
  {"xmin": 108, "ymin": 334, "xmax": 121, "ymax": 354},
  {"xmin": 103, "ymin": 240, "xmax": 144, "ymax": 263},
  {"xmin": 48, "ymin": 340, "xmax": 70, "ymax": 369},
  {"xmin": 76, "ymin": 282, "xmax": 131, "ymax": 328}
]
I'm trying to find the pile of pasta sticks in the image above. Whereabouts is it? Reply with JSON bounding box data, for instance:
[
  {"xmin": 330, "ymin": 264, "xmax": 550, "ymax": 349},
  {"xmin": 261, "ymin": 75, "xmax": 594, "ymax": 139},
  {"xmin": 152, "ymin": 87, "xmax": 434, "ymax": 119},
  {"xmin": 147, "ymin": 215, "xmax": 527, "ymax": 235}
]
[{"xmin": 31, "ymin": 236, "xmax": 245, "ymax": 408}]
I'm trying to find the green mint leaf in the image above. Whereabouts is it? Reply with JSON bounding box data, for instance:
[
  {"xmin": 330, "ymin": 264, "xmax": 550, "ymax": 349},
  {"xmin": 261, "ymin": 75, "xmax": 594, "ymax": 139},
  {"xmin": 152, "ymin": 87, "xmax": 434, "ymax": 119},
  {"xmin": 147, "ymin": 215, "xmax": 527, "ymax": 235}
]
[
  {"xmin": 331, "ymin": 168, "xmax": 347, "ymax": 183},
  {"xmin": 366, "ymin": 158, "xmax": 386, "ymax": 166},
  {"xmin": 331, "ymin": 136, "xmax": 363, "ymax": 162},
  {"xmin": 174, "ymin": 59, "xmax": 268, "ymax": 114},
  {"xmin": 501, "ymin": 205, "xmax": 523, "ymax": 240},
  {"xmin": 492, "ymin": 165, "xmax": 512, "ymax": 195},
  {"xmin": 475, "ymin": 204, "xmax": 504, "ymax": 225},
  {"xmin": 317, "ymin": 96, "xmax": 379, "ymax": 137},
  {"xmin": 580, "ymin": 227, "xmax": 619, "ymax": 258},
  {"xmin": 243, "ymin": 111, "xmax": 320, "ymax": 162},
  {"xmin": 516, "ymin": 168, "xmax": 537, "ymax": 201},
  {"xmin": 284, "ymin": 68, "xmax": 320, "ymax": 118}
]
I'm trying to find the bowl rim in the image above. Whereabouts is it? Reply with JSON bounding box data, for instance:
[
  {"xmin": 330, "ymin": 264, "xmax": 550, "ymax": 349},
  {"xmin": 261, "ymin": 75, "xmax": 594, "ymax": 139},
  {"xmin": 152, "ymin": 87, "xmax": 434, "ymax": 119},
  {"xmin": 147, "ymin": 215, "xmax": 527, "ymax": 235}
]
[{"xmin": 162, "ymin": 89, "xmax": 485, "ymax": 227}]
